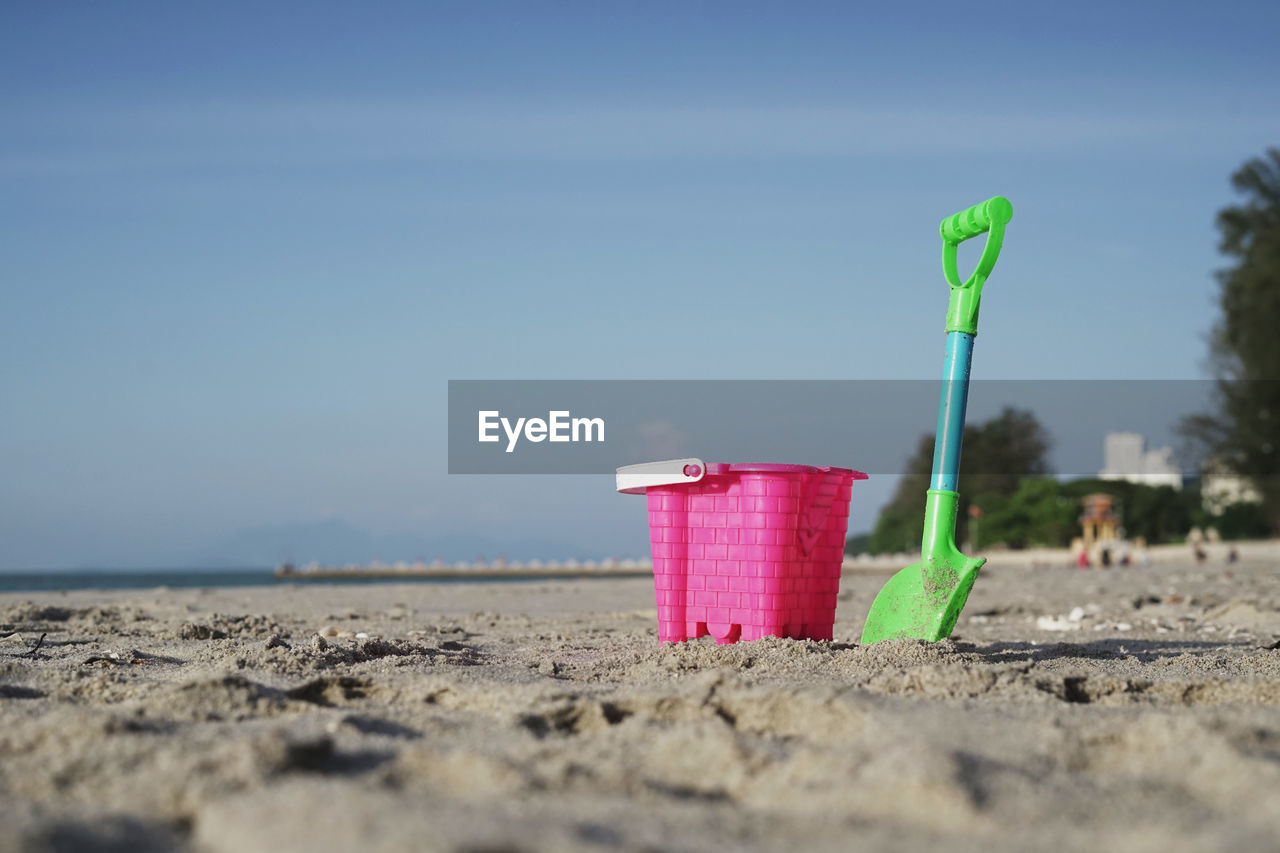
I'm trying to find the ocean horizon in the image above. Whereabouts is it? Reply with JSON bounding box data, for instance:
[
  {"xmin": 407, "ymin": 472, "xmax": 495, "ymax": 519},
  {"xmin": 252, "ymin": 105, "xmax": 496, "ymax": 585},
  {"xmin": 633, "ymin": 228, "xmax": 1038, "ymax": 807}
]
[
  {"xmin": 0, "ymin": 567, "xmax": 637, "ymax": 593},
  {"xmin": 0, "ymin": 567, "xmax": 277, "ymax": 593}
]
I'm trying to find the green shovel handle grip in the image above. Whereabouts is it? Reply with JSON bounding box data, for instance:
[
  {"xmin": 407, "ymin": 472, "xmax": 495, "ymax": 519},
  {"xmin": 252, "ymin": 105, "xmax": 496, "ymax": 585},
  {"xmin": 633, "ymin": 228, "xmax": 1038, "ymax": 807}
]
[
  {"xmin": 940, "ymin": 196, "xmax": 1013, "ymax": 335},
  {"xmin": 940, "ymin": 196, "xmax": 1012, "ymax": 243}
]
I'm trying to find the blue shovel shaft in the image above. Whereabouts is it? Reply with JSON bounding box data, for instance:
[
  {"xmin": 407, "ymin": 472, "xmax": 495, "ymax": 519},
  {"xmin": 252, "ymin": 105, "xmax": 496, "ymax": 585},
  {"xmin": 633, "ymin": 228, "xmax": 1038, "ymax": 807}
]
[{"xmin": 930, "ymin": 331, "xmax": 975, "ymax": 492}]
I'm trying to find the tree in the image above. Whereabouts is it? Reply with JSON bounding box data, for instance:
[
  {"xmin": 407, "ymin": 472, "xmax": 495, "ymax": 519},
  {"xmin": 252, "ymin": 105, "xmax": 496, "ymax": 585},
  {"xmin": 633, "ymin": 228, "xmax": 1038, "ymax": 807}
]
[
  {"xmin": 972, "ymin": 478, "xmax": 1077, "ymax": 549},
  {"xmin": 973, "ymin": 478, "xmax": 1199, "ymax": 550},
  {"xmin": 843, "ymin": 533, "xmax": 871, "ymax": 557},
  {"xmin": 1182, "ymin": 148, "xmax": 1280, "ymax": 531},
  {"xmin": 866, "ymin": 407, "xmax": 1052, "ymax": 553},
  {"xmin": 1216, "ymin": 502, "xmax": 1271, "ymax": 541},
  {"xmin": 866, "ymin": 433, "xmax": 932, "ymax": 554}
]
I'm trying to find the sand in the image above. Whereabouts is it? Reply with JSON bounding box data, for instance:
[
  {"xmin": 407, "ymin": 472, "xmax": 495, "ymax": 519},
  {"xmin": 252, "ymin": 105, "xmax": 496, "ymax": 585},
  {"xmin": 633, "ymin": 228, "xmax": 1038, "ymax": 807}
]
[{"xmin": 3, "ymin": 556, "xmax": 1280, "ymax": 853}]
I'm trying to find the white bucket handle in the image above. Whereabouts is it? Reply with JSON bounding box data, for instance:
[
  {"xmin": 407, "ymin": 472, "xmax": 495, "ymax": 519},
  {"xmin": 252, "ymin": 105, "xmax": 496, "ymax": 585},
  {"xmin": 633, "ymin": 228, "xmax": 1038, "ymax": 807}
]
[{"xmin": 616, "ymin": 458, "xmax": 706, "ymax": 494}]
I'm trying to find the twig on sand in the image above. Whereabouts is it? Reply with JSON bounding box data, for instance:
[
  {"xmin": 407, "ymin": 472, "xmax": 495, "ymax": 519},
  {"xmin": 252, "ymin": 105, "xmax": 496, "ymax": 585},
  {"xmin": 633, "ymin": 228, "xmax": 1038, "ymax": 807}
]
[{"xmin": 24, "ymin": 633, "xmax": 47, "ymax": 658}]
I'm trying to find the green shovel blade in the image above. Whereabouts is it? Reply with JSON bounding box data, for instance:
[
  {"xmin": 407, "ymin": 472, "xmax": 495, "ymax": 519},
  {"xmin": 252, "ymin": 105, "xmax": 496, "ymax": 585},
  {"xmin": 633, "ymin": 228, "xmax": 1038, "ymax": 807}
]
[
  {"xmin": 860, "ymin": 490, "xmax": 985, "ymax": 643},
  {"xmin": 859, "ymin": 554, "xmax": 984, "ymax": 643}
]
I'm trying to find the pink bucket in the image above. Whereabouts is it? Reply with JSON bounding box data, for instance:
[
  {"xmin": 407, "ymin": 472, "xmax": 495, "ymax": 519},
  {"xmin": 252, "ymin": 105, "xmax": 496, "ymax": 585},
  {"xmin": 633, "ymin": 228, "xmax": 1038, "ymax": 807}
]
[{"xmin": 618, "ymin": 460, "xmax": 867, "ymax": 644}]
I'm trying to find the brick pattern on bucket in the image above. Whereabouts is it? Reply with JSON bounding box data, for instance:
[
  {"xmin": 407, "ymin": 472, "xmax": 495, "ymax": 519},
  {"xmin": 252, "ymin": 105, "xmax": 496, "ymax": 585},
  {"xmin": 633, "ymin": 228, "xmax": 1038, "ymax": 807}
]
[{"xmin": 647, "ymin": 470, "xmax": 855, "ymax": 644}]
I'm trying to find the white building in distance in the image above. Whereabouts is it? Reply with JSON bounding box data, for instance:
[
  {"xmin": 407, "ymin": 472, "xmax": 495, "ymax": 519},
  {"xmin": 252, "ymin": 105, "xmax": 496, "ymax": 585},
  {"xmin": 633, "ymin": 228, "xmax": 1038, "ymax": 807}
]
[{"xmin": 1099, "ymin": 432, "xmax": 1182, "ymax": 490}]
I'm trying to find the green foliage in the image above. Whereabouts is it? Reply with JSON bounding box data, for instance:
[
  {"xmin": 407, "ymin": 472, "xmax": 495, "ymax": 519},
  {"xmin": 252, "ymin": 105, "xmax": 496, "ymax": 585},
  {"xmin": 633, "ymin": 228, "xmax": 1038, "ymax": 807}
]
[
  {"xmin": 874, "ymin": 466, "xmax": 1215, "ymax": 553},
  {"xmin": 1127, "ymin": 485, "xmax": 1193, "ymax": 544},
  {"xmin": 961, "ymin": 407, "xmax": 1053, "ymax": 499},
  {"xmin": 867, "ymin": 501, "xmax": 927, "ymax": 555},
  {"xmin": 867, "ymin": 407, "xmax": 1052, "ymax": 554},
  {"xmin": 844, "ymin": 533, "xmax": 871, "ymax": 556},
  {"xmin": 1180, "ymin": 148, "xmax": 1280, "ymax": 532},
  {"xmin": 1216, "ymin": 502, "xmax": 1271, "ymax": 540},
  {"xmin": 971, "ymin": 478, "xmax": 1076, "ymax": 549},
  {"xmin": 867, "ymin": 433, "xmax": 932, "ymax": 554}
]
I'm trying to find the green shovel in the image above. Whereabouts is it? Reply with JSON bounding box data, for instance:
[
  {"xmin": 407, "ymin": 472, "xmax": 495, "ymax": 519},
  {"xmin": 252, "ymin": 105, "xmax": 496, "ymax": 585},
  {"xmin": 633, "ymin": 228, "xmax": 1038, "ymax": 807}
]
[{"xmin": 860, "ymin": 196, "xmax": 1013, "ymax": 643}]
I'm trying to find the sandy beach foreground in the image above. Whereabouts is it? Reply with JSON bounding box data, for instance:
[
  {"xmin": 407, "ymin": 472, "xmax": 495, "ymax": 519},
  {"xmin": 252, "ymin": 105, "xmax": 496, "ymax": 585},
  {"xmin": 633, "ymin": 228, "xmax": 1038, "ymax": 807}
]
[{"xmin": 3, "ymin": 557, "xmax": 1280, "ymax": 853}]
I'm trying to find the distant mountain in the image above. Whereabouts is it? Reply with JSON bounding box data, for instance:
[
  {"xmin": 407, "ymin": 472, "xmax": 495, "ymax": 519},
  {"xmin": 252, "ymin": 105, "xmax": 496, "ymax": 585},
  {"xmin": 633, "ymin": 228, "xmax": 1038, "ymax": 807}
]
[{"xmin": 190, "ymin": 519, "xmax": 601, "ymax": 567}]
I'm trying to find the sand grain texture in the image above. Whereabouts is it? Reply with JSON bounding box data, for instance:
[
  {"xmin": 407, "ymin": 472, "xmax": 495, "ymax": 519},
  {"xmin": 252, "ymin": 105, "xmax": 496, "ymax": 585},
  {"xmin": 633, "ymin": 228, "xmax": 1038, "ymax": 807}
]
[{"xmin": 3, "ymin": 558, "xmax": 1280, "ymax": 852}]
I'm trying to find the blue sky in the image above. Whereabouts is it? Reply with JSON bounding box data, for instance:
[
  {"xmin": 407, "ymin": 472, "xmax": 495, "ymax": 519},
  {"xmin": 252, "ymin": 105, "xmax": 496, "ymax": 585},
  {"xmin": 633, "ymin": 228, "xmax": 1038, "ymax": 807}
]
[{"xmin": 3, "ymin": 1, "xmax": 1279, "ymax": 568}]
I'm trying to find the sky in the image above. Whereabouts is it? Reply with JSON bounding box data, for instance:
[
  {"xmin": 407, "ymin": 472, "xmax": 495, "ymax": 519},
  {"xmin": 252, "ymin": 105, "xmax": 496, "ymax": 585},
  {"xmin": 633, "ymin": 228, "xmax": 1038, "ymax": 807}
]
[{"xmin": 3, "ymin": 0, "xmax": 1280, "ymax": 569}]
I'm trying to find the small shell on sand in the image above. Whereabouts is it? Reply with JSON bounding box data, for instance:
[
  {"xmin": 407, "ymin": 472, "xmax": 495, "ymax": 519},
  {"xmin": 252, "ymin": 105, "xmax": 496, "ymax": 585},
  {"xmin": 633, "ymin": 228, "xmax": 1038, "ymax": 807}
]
[
  {"xmin": 1035, "ymin": 615, "xmax": 1079, "ymax": 632},
  {"xmin": 318, "ymin": 625, "xmax": 341, "ymax": 638}
]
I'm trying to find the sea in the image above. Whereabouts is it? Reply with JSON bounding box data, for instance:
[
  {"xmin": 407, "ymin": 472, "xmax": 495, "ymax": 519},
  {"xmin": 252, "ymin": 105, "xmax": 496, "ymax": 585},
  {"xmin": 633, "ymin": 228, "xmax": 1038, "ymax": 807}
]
[
  {"xmin": 0, "ymin": 568, "xmax": 280, "ymax": 593},
  {"xmin": 0, "ymin": 568, "xmax": 602, "ymax": 594}
]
